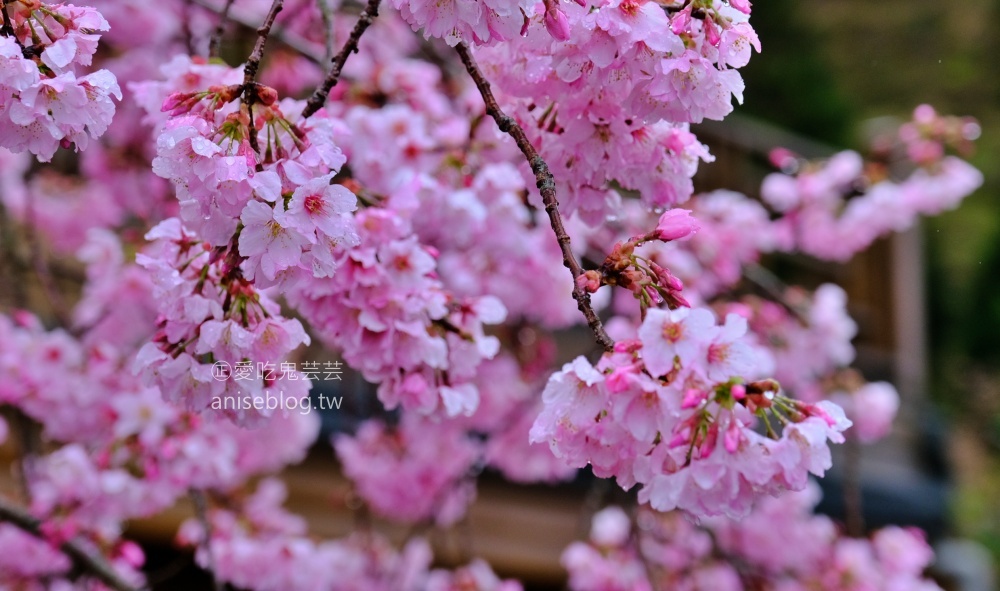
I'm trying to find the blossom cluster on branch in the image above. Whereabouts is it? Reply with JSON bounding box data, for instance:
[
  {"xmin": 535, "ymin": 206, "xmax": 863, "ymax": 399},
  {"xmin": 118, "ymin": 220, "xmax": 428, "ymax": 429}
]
[{"xmin": 0, "ymin": 0, "xmax": 983, "ymax": 588}]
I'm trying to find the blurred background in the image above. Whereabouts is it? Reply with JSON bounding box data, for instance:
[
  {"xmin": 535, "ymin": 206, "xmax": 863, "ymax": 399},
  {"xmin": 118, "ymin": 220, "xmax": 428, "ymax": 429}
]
[{"xmin": 732, "ymin": 0, "xmax": 1000, "ymax": 571}]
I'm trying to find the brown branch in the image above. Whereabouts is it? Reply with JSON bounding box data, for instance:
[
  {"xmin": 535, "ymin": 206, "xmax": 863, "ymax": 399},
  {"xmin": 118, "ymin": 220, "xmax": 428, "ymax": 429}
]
[
  {"xmin": 242, "ymin": 0, "xmax": 284, "ymax": 86},
  {"xmin": 317, "ymin": 0, "xmax": 335, "ymax": 62},
  {"xmin": 240, "ymin": 0, "xmax": 284, "ymax": 156},
  {"xmin": 190, "ymin": 490, "xmax": 225, "ymax": 591},
  {"xmin": 209, "ymin": 0, "xmax": 238, "ymax": 58},
  {"xmin": 183, "ymin": 0, "xmax": 197, "ymax": 55},
  {"xmin": 454, "ymin": 42, "xmax": 614, "ymax": 352},
  {"xmin": 0, "ymin": 203, "xmax": 28, "ymax": 309},
  {"xmin": 843, "ymin": 433, "xmax": 865, "ymax": 537},
  {"xmin": 1, "ymin": 0, "xmax": 23, "ymax": 50},
  {"xmin": 629, "ymin": 506, "xmax": 661, "ymax": 591},
  {"xmin": 0, "ymin": 496, "xmax": 144, "ymax": 591},
  {"xmin": 741, "ymin": 262, "xmax": 810, "ymax": 325},
  {"xmin": 24, "ymin": 192, "xmax": 72, "ymax": 327},
  {"xmin": 191, "ymin": 0, "xmax": 323, "ymax": 64},
  {"xmin": 301, "ymin": 0, "xmax": 381, "ymax": 118}
]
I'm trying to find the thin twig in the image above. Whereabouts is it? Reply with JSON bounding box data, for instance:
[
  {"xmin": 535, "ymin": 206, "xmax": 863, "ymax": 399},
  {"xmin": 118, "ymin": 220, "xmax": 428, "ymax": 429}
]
[
  {"xmin": 0, "ymin": 203, "xmax": 28, "ymax": 308},
  {"xmin": 1, "ymin": 0, "xmax": 23, "ymax": 49},
  {"xmin": 190, "ymin": 490, "xmax": 224, "ymax": 591},
  {"xmin": 629, "ymin": 505, "xmax": 660, "ymax": 591},
  {"xmin": 301, "ymin": 0, "xmax": 381, "ymax": 118},
  {"xmin": 24, "ymin": 191, "xmax": 72, "ymax": 327},
  {"xmin": 183, "ymin": 0, "xmax": 197, "ymax": 55},
  {"xmin": 241, "ymin": 0, "xmax": 284, "ymax": 155},
  {"xmin": 742, "ymin": 262, "xmax": 810, "ymax": 324},
  {"xmin": 0, "ymin": 496, "xmax": 144, "ymax": 591},
  {"xmin": 316, "ymin": 0, "xmax": 335, "ymax": 62},
  {"xmin": 8, "ymin": 409, "xmax": 41, "ymax": 503},
  {"xmin": 454, "ymin": 42, "xmax": 614, "ymax": 352},
  {"xmin": 242, "ymin": 0, "xmax": 284, "ymax": 86},
  {"xmin": 191, "ymin": 0, "xmax": 323, "ymax": 63},
  {"xmin": 843, "ymin": 433, "xmax": 865, "ymax": 537},
  {"xmin": 209, "ymin": 0, "xmax": 238, "ymax": 57}
]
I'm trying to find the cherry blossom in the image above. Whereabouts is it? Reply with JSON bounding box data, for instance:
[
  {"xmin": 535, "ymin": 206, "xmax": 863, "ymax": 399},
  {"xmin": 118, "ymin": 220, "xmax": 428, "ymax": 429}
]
[{"xmin": 0, "ymin": 0, "xmax": 980, "ymax": 588}]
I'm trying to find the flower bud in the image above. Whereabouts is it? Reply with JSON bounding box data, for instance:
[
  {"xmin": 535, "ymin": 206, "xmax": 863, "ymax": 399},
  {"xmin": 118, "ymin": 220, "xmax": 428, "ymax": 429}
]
[
  {"xmin": 544, "ymin": 7, "xmax": 571, "ymax": 41},
  {"xmin": 654, "ymin": 209, "xmax": 700, "ymax": 241},
  {"xmin": 576, "ymin": 270, "xmax": 602, "ymax": 293},
  {"xmin": 728, "ymin": 0, "xmax": 752, "ymax": 14}
]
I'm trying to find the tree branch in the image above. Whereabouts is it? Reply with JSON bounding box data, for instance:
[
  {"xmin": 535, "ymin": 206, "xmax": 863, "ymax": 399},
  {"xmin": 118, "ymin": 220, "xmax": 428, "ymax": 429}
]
[
  {"xmin": 0, "ymin": 496, "xmax": 144, "ymax": 591},
  {"xmin": 1, "ymin": 0, "xmax": 23, "ymax": 50},
  {"xmin": 317, "ymin": 0, "xmax": 335, "ymax": 62},
  {"xmin": 301, "ymin": 0, "xmax": 381, "ymax": 118},
  {"xmin": 843, "ymin": 433, "xmax": 865, "ymax": 537},
  {"xmin": 741, "ymin": 262, "xmax": 810, "ymax": 325},
  {"xmin": 209, "ymin": 0, "xmax": 238, "ymax": 58},
  {"xmin": 242, "ymin": 0, "xmax": 284, "ymax": 86},
  {"xmin": 191, "ymin": 0, "xmax": 323, "ymax": 64},
  {"xmin": 240, "ymin": 0, "xmax": 284, "ymax": 155},
  {"xmin": 190, "ymin": 490, "xmax": 225, "ymax": 591},
  {"xmin": 454, "ymin": 42, "xmax": 614, "ymax": 352},
  {"xmin": 24, "ymin": 192, "xmax": 72, "ymax": 328}
]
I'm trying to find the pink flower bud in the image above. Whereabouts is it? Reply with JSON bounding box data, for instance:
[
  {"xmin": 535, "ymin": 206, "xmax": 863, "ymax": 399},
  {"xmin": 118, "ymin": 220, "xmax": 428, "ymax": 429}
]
[
  {"xmin": 116, "ymin": 541, "xmax": 145, "ymax": 568},
  {"xmin": 723, "ymin": 419, "xmax": 742, "ymax": 453},
  {"xmin": 699, "ymin": 423, "xmax": 719, "ymax": 458},
  {"xmin": 668, "ymin": 429, "xmax": 690, "ymax": 449},
  {"xmin": 682, "ymin": 388, "xmax": 707, "ymax": 409},
  {"xmin": 704, "ymin": 17, "xmax": 721, "ymax": 47},
  {"xmin": 576, "ymin": 270, "xmax": 602, "ymax": 293},
  {"xmin": 654, "ymin": 209, "xmax": 699, "ymax": 242},
  {"xmin": 650, "ymin": 262, "xmax": 684, "ymax": 292},
  {"xmin": 544, "ymin": 7, "xmax": 571, "ymax": 41},
  {"xmin": 670, "ymin": 8, "xmax": 692, "ymax": 35},
  {"xmin": 728, "ymin": 0, "xmax": 752, "ymax": 14},
  {"xmin": 255, "ymin": 84, "xmax": 279, "ymax": 106},
  {"xmin": 161, "ymin": 91, "xmax": 194, "ymax": 114}
]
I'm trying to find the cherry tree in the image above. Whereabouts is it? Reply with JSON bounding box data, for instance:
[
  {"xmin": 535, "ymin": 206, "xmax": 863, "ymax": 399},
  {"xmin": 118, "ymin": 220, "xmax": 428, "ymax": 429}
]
[{"xmin": 0, "ymin": 0, "xmax": 983, "ymax": 589}]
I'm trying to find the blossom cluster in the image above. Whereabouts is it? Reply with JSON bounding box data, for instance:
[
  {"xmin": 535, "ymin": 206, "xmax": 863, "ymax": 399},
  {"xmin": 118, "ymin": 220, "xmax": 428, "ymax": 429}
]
[
  {"xmin": 471, "ymin": 0, "xmax": 758, "ymax": 222},
  {"xmin": 334, "ymin": 415, "xmax": 481, "ymax": 525},
  {"xmin": 333, "ymin": 353, "xmax": 578, "ymax": 526},
  {"xmin": 531, "ymin": 305, "xmax": 852, "ymax": 519},
  {"xmin": 0, "ymin": 2, "xmax": 120, "ymax": 160},
  {"xmin": 0, "ymin": 265, "xmax": 317, "ymax": 588},
  {"xmin": 763, "ymin": 106, "xmax": 983, "ymax": 261},
  {"xmin": 177, "ymin": 478, "xmax": 523, "ymax": 591},
  {"xmin": 0, "ymin": 0, "xmax": 984, "ymax": 588},
  {"xmin": 290, "ymin": 208, "xmax": 507, "ymax": 417},
  {"xmin": 565, "ymin": 484, "xmax": 944, "ymax": 591},
  {"xmin": 723, "ymin": 286, "xmax": 901, "ymax": 442},
  {"xmin": 134, "ymin": 219, "xmax": 314, "ymax": 425}
]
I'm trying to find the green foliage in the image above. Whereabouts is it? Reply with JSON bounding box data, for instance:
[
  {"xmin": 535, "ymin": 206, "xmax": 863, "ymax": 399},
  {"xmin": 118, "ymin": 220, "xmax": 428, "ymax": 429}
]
[{"xmin": 739, "ymin": 0, "xmax": 855, "ymax": 146}]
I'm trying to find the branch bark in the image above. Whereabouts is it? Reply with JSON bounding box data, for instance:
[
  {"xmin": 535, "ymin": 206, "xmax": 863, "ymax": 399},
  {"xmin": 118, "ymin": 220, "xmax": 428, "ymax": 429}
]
[
  {"xmin": 240, "ymin": 0, "xmax": 284, "ymax": 155},
  {"xmin": 301, "ymin": 0, "xmax": 381, "ymax": 118},
  {"xmin": 242, "ymin": 0, "xmax": 284, "ymax": 86},
  {"xmin": 0, "ymin": 496, "xmax": 144, "ymax": 591},
  {"xmin": 454, "ymin": 42, "xmax": 614, "ymax": 352}
]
